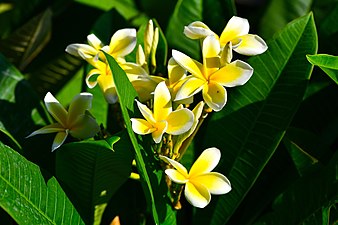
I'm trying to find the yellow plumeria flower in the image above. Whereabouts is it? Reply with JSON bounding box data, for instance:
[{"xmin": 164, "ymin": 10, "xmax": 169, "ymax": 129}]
[
  {"xmin": 184, "ymin": 16, "xmax": 267, "ymax": 56},
  {"xmin": 160, "ymin": 147, "xmax": 231, "ymax": 208},
  {"xmin": 130, "ymin": 81, "xmax": 194, "ymax": 143},
  {"xmin": 27, "ymin": 92, "xmax": 100, "ymax": 151},
  {"xmin": 66, "ymin": 28, "xmax": 137, "ymax": 63},
  {"xmin": 173, "ymin": 35, "xmax": 253, "ymax": 111}
]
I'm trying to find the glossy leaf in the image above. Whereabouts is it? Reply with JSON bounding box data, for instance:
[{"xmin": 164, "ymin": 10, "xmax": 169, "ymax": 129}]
[
  {"xmin": 104, "ymin": 52, "xmax": 177, "ymax": 225},
  {"xmin": 55, "ymin": 131, "xmax": 134, "ymax": 225},
  {"xmin": 0, "ymin": 141, "xmax": 85, "ymax": 225},
  {"xmin": 307, "ymin": 54, "xmax": 338, "ymax": 85},
  {"xmin": 166, "ymin": 0, "xmax": 203, "ymax": 59},
  {"xmin": 193, "ymin": 13, "xmax": 317, "ymax": 224}
]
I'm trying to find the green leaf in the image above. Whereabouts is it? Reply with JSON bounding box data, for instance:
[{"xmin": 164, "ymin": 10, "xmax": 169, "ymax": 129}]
[
  {"xmin": 0, "ymin": 141, "xmax": 85, "ymax": 225},
  {"xmin": 166, "ymin": 0, "xmax": 203, "ymax": 60},
  {"xmin": 259, "ymin": 0, "xmax": 313, "ymax": 39},
  {"xmin": 307, "ymin": 54, "xmax": 338, "ymax": 85},
  {"xmin": 0, "ymin": 8, "xmax": 52, "ymax": 70},
  {"xmin": 319, "ymin": 3, "xmax": 338, "ymax": 36},
  {"xmin": 0, "ymin": 121, "xmax": 21, "ymax": 150},
  {"xmin": 104, "ymin": 52, "xmax": 177, "ymax": 225},
  {"xmin": 75, "ymin": 0, "xmax": 115, "ymax": 11},
  {"xmin": 254, "ymin": 151, "xmax": 338, "ymax": 225},
  {"xmin": 55, "ymin": 131, "xmax": 134, "ymax": 225},
  {"xmin": 110, "ymin": 0, "xmax": 148, "ymax": 27},
  {"xmin": 193, "ymin": 13, "xmax": 317, "ymax": 225}
]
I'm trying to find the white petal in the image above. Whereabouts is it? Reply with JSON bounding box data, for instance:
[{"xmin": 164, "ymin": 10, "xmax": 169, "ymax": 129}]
[
  {"xmin": 135, "ymin": 100, "xmax": 156, "ymax": 125},
  {"xmin": 51, "ymin": 131, "xmax": 68, "ymax": 152},
  {"xmin": 220, "ymin": 16, "xmax": 249, "ymax": 46},
  {"xmin": 234, "ymin": 34, "xmax": 268, "ymax": 56},
  {"xmin": 184, "ymin": 181, "xmax": 211, "ymax": 208},
  {"xmin": 165, "ymin": 169, "xmax": 189, "ymax": 184},
  {"xmin": 26, "ymin": 123, "xmax": 65, "ymax": 138},
  {"xmin": 130, "ymin": 118, "xmax": 156, "ymax": 135},
  {"xmin": 44, "ymin": 92, "xmax": 68, "ymax": 127},
  {"xmin": 202, "ymin": 82, "xmax": 227, "ymax": 112},
  {"xmin": 174, "ymin": 77, "xmax": 206, "ymax": 101},
  {"xmin": 109, "ymin": 28, "xmax": 137, "ymax": 57},
  {"xmin": 65, "ymin": 44, "xmax": 97, "ymax": 59},
  {"xmin": 69, "ymin": 114, "xmax": 100, "ymax": 139},
  {"xmin": 159, "ymin": 155, "xmax": 189, "ymax": 177},
  {"xmin": 189, "ymin": 147, "xmax": 221, "ymax": 177},
  {"xmin": 67, "ymin": 93, "xmax": 93, "ymax": 126},
  {"xmin": 153, "ymin": 81, "xmax": 172, "ymax": 121},
  {"xmin": 191, "ymin": 172, "xmax": 231, "ymax": 195},
  {"xmin": 172, "ymin": 50, "xmax": 205, "ymax": 80},
  {"xmin": 166, "ymin": 108, "xmax": 194, "ymax": 135},
  {"xmin": 184, "ymin": 21, "xmax": 215, "ymax": 39},
  {"xmin": 87, "ymin": 33, "xmax": 103, "ymax": 50}
]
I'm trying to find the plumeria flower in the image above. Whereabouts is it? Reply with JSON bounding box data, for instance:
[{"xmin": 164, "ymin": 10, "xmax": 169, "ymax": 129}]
[
  {"xmin": 66, "ymin": 28, "xmax": 137, "ymax": 63},
  {"xmin": 160, "ymin": 147, "xmax": 231, "ymax": 208},
  {"xmin": 173, "ymin": 35, "xmax": 253, "ymax": 111},
  {"xmin": 27, "ymin": 92, "xmax": 100, "ymax": 151},
  {"xmin": 184, "ymin": 16, "xmax": 267, "ymax": 56},
  {"xmin": 130, "ymin": 81, "xmax": 194, "ymax": 143}
]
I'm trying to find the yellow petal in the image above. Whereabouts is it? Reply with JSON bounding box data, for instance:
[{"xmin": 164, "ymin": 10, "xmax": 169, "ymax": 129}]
[
  {"xmin": 164, "ymin": 169, "xmax": 189, "ymax": 184},
  {"xmin": 144, "ymin": 19, "xmax": 154, "ymax": 57},
  {"xmin": 183, "ymin": 21, "xmax": 215, "ymax": 39},
  {"xmin": 65, "ymin": 44, "xmax": 98, "ymax": 59},
  {"xmin": 168, "ymin": 57, "xmax": 186, "ymax": 86},
  {"xmin": 202, "ymin": 35, "xmax": 221, "ymax": 76},
  {"xmin": 234, "ymin": 34, "xmax": 268, "ymax": 56},
  {"xmin": 97, "ymin": 70, "xmax": 118, "ymax": 104},
  {"xmin": 69, "ymin": 114, "xmax": 100, "ymax": 139},
  {"xmin": 121, "ymin": 62, "xmax": 148, "ymax": 80},
  {"xmin": 152, "ymin": 121, "xmax": 167, "ymax": 143},
  {"xmin": 220, "ymin": 16, "xmax": 249, "ymax": 46},
  {"xmin": 132, "ymin": 78, "xmax": 158, "ymax": 102},
  {"xmin": 153, "ymin": 82, "xmax": 172, "ymax": 121},
  {"xmin": 51, "ymin": 131, "xmax": 68, "ymax": 152},
  {"xmin": 26, "ymin": 123, "xmax": 64, "ymax": 138},
  {"xmin": 109, "ymin": 28, "xmax": 137, "ymax": 58},
  {"xmin": 174, "ymin": 77, "xmax": 206, "ymax": 101},
  {"xmin": 86, "ymin": 69, "xmax": 100, "ymax": 88},
  {"xmin": 185, "ymin": 181, "xmax": 211, "ymax": 208},
  {"xmin": 189, "ymin": 147, "xmax": 221, "ymax": 177},
  {"xmin": 220, "ymin": 42, "xmax": 233, "ymax": 66},
  {"xmin": 44, "ymin": 92, "xmax": 68, "ymax": 127},
  {"xmin": 135, "ymin": 100, "xmax": 156, "ymax": 125},
  {"xmin": 159, "ymin": 155, "xmax": 188, "ymax": 176},
  {"xmin": 166, "ymin": 108, "xmax": 194, "ymax": 135},
  {"xmin": 130, "ymin": 118, "xmax": 156, "ymax": 135},
  {"xmin": 87, "ymin": 34, "xmax": 103, "ymax": 50},
  {"xmin": 202, "ymin": 82, "xmax": 227, "ymax": 112},
  {"xmin": 172, "ymin": 50, "xmax": 205, "ymax": 80},
  {"xmin": 191, "ymin": 172, "xmax": 231, "ymax": 195},
  {"xmin": 67, "ymin": 93, "xmax": 93, "ymax": 125},
  {"xmin": 210, "ymin": 60, "xmax": 253, "ymax": 87}
]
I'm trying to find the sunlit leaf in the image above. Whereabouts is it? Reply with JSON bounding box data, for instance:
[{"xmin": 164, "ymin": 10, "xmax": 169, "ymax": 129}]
[
  {"xmin": 307, "ymin": 54, "xmax": 338, "ymax": 85},
  {"xmin": 55, "ymin": 131, "xmax": 133, "ymax": 225},
  {"xmin": 193, "ymin": 13, "xmax": 317, "ymax": 225},
  {"xmin": 0, "ymin": 8, "xmax": 52, "ymax": 70},
  {"xmin": 75, "ymin": 0, "xmax": 115, "ymax": 11},
  {"xmin": 0, "ymin": 141, "xmax": 85, "ymax": 225}
]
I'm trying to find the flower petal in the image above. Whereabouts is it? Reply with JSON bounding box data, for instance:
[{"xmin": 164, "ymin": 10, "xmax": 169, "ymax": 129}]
[
  {"xmin": 130, "ymin": 118, "xmax": 156, "ymax": 135},
  {"xmin": 189, "ymin": 147, "xmax": 221, "ymax": 177},
  {"xmin": 202, "ymin": 82, "xmax": 227, "ymax": 112},
  {"xmin": 174, "ymin": 77, "xmax": 206, "ymax": 101},
  {"xmin": 152, "ymin": 121, "xmax": 167, "ymax": 143},
  {"xmin": 87, "ymin": 34, "xmax": 103, "ymax": 50},
  {"xmin": 184, "ymin": 21, "xmax": 215, "ymax": 39},
  {"xmin": 234, "ymin": 34, "xmax": 268, "ymax": 56},
  {"xmin": 185, "ymin": 181, "xmax": 211, "ymax": 208},
  {"xmin": 191, "ymin": 172, "xmax": 231, "ymax": 195},
  {"xmin": 168, "ymin": 57, "xmax": 186, "ymax": 86},
  {"xmin": 86, "ymin": 69, "xmax": 100, "ymax": 88},
  {"xmin": 67, "ymin": 93, "xmax": 93, "ymax": 126},
  {"xmin": 210, "ymin": 60, "xmax": 253, "ymax": 87},
  {"xmin": 69, "ymin": 114, "xmax": 99, "ymax": 139},
  {"xmin": 220, "ymin": 16, "xmax": 249, "ymax": 46},
  {"xmin": 166, "ymin": 108, "xmax": 194, "ymax": 135},
  {"xmin": 153, "ymin": 81, "xmax": 172, "ymax": 121},
  {"xmin": 172, "ymin": 50, "xmax": 204, "ymax": 80},
  {"xmin": 164, "ymin": 169, "xmax": 189, "ymax": 184},
  {"xmin": 51, "ymin": 131, "xmax": 68, "ymax": 152},
  {"xmin": 65, "ymin": 44, "xmax": 98, "ymax": 59},
  {"xmin": 159, "ymin": 155, "xmax": 188, "ymax": 176},
  {"xmin": 26, "ymin": 123, "xmax": 65, "ymax": 138},
  {"xmin": 109, "ymin": 28, "xmax": 137, "ymax": 57},
  {"xmin": 135, "ymin": 100, "xmax": 156, "ymax": 125},
  {"xmin": 44, "ymin": 92, "xmax": 68, "ymax": 127},
  {"xmin": 121, "ymin": 62, "xmax": 149, "ymax": 80},
  {"xmin": 202, "ymin": 35, "xmax": 221, "ymax": 76}
]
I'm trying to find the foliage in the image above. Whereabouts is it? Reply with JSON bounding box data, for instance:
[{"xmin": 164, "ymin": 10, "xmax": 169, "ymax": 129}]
[{"xmin": 0, "ymin": 0, "xmax": 337, "ymax": 225}]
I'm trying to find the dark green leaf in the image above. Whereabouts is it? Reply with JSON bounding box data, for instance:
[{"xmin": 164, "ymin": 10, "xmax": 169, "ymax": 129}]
[
  {"xmin": 166, "ymin": 0, "xmax": 203, "ymax": 60},
  {"xmin": 194, "ymin": 13, "xmax": 317, "ymax": 225},
  {"xmin": 0, "ymin": 141, "xmax": 85, "ymax": 225},
  {"xmin": 307, "ymin": 54, "xmax": 338, "ymax": 85},
  {"xmin": 104, "ymin": 52, "xmax": 177, "ymax": 225},
  {"xmin": 55, "ymin": 131, "xmax": 134, "ymax": 225},
  {"xmin": 75, "ymin": 0, "xmax": 115, "ymax": 11}
]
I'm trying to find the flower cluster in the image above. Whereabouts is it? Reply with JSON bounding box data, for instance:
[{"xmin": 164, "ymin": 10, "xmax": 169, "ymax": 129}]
[{"xmin": 27, "ymin": 16, "xmax": 267, "ymax": 208}]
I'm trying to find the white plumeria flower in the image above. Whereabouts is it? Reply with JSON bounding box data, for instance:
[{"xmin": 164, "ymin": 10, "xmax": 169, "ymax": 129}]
[
  {"xmin": 27, "ymin": 92, "xmax": 100, "ymax": 151},
  {"xmin": 160, "ymin": 147, "xmax": 231, "ymax": 208},
  {"xmin": 184, "ymin": 16, "xmax": 267, "ymax": 56},
  {"xmin": 66, "ymin": 28, "xmax": 137, "ymax": 63},
  {"xmin": 173, "ymin": 35, "xmax": 253, "ymax": 111},
  {"xmin": 130, "ymin": 81, "xmax": 194, "ymax": 143}
]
